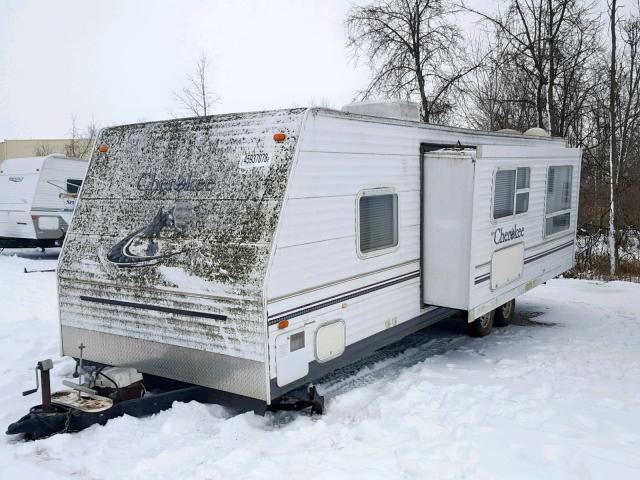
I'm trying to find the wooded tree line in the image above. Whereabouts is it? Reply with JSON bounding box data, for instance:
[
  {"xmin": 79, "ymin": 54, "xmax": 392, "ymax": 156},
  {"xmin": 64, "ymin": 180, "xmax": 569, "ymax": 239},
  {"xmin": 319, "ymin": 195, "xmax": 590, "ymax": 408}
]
[{"xmin": 347, "ymin": 0, "xmax": 640, "ymax": 277}]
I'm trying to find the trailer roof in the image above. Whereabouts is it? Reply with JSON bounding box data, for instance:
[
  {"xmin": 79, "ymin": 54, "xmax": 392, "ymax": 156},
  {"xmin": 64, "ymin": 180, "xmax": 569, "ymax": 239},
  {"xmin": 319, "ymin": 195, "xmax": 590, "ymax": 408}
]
[
  {"xmin": 0, "ymin": 154, "xmax": 84, "ymax": 174},
  {"xmin": 100, "ymin": 107, "xmax": 566, "ymax": 147},
  {"xmin": 310, "ymin": 108, "xmax": 566, "ymax": 146}
]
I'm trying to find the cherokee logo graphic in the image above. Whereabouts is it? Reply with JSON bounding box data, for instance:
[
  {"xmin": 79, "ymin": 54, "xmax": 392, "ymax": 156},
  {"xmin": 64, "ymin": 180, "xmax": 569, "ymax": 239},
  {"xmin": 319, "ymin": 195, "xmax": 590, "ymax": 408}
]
[{"xmin": 106, "ymin": 206, "xmax": 189, "ymax": 268}]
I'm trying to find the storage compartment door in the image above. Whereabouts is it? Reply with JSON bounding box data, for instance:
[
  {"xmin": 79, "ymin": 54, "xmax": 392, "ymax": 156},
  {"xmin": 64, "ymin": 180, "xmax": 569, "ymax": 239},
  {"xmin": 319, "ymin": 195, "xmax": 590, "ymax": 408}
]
[
  {"xmin": 491, "ymin": 243, "xmax": 524, "ymax": 290},
  {"xmin": 315, "ymin": 320, "xmax": 345, "ymax": 362},
  {"xmin": 275, "ymin": 328, "xmax": 309, "ymax": 387}
]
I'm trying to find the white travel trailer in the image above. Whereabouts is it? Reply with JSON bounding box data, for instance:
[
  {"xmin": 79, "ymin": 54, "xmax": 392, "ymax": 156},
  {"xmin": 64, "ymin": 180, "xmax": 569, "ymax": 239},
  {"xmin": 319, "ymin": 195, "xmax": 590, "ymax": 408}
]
[
  {"xmin": 57, "ymin": 107, "xmax": 581, "ymax": 410},
  {"xmin": 0, "ymin": 155, "xmax": 87, "ymax": 249}
]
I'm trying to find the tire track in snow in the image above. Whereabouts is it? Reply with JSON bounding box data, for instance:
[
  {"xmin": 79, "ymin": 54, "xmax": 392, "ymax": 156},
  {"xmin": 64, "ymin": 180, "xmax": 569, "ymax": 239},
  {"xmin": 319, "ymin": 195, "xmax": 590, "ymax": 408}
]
[{"xmin": 315, "ymin": 321, "xmax": 468, "ymax": 399}]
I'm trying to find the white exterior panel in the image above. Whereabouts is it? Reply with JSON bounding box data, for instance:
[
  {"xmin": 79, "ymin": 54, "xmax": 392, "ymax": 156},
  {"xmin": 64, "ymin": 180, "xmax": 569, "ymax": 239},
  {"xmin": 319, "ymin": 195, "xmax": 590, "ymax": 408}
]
[
  {"xmin": 467, "ymin": 145, "xmax": 582, "ymax": 318},
  {"xmin": 267, "ymin": 110, "xmax": 580, "ymax": 388},
  {"xmin": 0, "ymin": 159, "xmax": 41, "ymax": 239},
  {"xmin": 33, "ymin": 156, "xmax": 87, "ymax": 221},
  {"xmin": 421, "ymin": 150, "xmax": 475, "ymax": 309},
  {"xmin": 0, "ymin": 155, "xmax": 85, "ymax": 241}
]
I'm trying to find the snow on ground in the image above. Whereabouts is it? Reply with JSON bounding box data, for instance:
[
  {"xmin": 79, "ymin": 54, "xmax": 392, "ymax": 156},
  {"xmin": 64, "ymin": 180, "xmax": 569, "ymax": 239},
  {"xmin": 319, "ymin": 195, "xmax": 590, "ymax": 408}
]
[{"xmin": 1, "ymin": 250, "xmax": 639, "ymax": 479}]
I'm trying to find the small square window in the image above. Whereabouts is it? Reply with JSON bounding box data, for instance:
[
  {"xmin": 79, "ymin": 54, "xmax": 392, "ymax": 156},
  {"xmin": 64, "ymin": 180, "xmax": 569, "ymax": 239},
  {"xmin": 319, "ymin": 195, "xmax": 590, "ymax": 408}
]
[
  {"xmin": 67, "ymin": 179, "xmax": 83, "ymax": 194},
  {"xmin": 545, "ymin": 212, "xmax": 571, "ymax": 236},
  {"xmin": 359, "ymin": 192, "xmax": 398, "ymax": 254},
  {"xmin": 290, "ymin": 331, "xmax": 305, "ymax": 352},
  {"xmin": 515, "ymin": 192, "xmax": 529, "ymax": 214},
  {"xmin": 516, "ymin": 167, "xmax": 530, "ymax": 189}
]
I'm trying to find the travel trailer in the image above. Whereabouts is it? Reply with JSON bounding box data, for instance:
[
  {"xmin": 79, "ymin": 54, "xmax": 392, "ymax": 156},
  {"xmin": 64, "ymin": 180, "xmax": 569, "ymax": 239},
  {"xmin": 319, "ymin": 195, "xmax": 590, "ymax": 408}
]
[
  {"xmin": 52, "ymin": 106, "xmax": 580, "ymax": 415},
  {"xmin": 0, "ymin": 155, "xmax": 87, "ymax": 249}
]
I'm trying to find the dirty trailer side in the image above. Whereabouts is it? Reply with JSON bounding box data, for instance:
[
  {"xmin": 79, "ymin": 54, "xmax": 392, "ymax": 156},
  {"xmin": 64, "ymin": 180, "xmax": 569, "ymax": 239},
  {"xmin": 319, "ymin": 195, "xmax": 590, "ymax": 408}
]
[{"xmin": 58, "ymin": 109, "xmax": 306, "ymax": 409}]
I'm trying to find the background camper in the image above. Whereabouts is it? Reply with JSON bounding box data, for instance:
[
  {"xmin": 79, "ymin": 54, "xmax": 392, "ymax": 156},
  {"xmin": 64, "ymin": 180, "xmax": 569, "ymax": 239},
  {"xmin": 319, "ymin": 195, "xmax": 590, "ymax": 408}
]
[
  {"xmin": 0, "ymin": 154, "xmax": 87, "ymax": 249},
  {"xmin": 8, "ymin": 106, "xmax": 581, "ymax": 436}
]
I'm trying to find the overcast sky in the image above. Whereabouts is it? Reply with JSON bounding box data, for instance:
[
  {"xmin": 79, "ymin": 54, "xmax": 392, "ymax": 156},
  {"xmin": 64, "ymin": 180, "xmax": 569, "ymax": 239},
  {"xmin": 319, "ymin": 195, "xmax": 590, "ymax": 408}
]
[
  {"xmin": 0, "ymin": 0, "xmax": 591, "ymax": 140},
  {"xmin": 0, "ymin": 0, "xmax": 383, "ymax": 139}
]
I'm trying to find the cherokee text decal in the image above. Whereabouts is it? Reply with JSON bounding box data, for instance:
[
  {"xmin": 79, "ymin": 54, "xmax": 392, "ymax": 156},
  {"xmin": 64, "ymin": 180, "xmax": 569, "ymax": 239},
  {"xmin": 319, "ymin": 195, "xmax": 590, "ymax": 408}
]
[
  {"xmin": 137, "ymin": 173, "xmax": 215, "ymax": 192},
  {"xmin": 494, "ymin": 225, "xmax": 525, "ymax": 245}
]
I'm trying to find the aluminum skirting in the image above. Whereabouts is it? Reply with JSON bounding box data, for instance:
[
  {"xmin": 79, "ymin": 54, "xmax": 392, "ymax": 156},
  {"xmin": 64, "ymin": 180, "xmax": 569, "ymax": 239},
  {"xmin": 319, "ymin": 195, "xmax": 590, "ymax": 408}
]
[{"xmin": 61, "ymin": 326, "xmax": 267, "ymax": 401}]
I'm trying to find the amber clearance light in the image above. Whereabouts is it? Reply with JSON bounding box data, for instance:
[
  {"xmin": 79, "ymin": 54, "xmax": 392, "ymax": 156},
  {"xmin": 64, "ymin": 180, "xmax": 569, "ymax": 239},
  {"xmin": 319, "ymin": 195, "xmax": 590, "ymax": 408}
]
[
  {"xmin": 98, "ymin": 145, "xmax": 109, "ymax": 153},
  {"xmin": 273, "ymin": 132, "xmax": 286, "ymax": 142},
  {"xmin": 277, "ymin": 320, "xmax": 289, "ymax": 330}
]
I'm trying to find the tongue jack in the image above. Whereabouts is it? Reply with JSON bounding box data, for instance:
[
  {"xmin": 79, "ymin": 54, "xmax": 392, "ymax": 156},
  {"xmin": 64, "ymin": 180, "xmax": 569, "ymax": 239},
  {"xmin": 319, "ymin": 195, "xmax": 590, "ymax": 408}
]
[{"xmin": 22, "ymin": 359, "xmax": 54, "ymax": 412}]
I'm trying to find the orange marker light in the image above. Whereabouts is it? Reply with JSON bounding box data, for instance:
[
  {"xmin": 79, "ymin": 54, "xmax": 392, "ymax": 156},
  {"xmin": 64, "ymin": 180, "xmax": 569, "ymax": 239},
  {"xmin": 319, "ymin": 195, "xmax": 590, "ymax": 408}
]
[
  {"xmin": 277, "ymin": 320, "xmax": 289, "ymax": 330},
  {"xmin": 273, "ymin": 132, "xmax": 286, "ymax": 142},
  {"xmin": 98, "ymin": 145, "xmax": 109, "ymax": 153}
]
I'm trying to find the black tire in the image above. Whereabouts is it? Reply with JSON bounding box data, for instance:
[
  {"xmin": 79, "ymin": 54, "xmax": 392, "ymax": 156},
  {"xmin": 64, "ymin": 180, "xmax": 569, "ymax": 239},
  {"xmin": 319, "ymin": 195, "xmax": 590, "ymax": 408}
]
[
  {"xmin": 494, "ymin": 299, "xmax": 515, "ymax": 327},
  {"xmin": 467, "ymin": 310, "xmax": 494, "ymax": 337}
]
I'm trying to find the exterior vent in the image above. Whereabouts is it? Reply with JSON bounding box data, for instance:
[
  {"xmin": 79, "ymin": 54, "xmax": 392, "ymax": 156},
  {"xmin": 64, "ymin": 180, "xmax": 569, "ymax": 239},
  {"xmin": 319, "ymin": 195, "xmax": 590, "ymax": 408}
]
[
  {"xmin": 496, "ymin": 128, "xmax": 520, "ymax": 134},
  {"xmin": 342, "ymin": 101, "xmax": 420, "ymax": 121},
  {"xmin": 523, "ymin": 127, "xmax": 549, "ymax": 137}
]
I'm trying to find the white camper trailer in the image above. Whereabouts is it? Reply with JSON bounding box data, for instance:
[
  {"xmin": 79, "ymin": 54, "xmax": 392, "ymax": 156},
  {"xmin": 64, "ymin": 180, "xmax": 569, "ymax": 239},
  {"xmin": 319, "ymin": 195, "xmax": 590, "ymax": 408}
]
[
  {"xmin": 0, "ymin": 155, "xmax": 87, "ymax": 249},
  {"xmin": 57, "ymin": 107, "xmax": 581, "ymax": 410}
]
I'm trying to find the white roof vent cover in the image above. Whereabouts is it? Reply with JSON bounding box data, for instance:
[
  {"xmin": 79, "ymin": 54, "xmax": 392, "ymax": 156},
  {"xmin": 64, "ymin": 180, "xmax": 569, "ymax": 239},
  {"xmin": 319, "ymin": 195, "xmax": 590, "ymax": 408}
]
[
  {"xmin": 342, "ymin": 100, "xmax": 421, "ymax": 121},
  {"xmin": 523, "ymin": 127, "xmax": 549, "ymax": 137}
]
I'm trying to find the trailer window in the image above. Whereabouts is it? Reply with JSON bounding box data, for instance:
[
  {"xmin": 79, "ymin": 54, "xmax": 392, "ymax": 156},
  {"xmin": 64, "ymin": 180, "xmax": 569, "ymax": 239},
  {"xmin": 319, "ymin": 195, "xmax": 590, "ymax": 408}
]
[
  {"xmin": 66, "ymin": 179, "xmax": 83, "ymax": 194},
  {"xmin": 545, "ymin": 166, "xmax": 573, "ymax": 236},
  {"xmin": 493, "ymin": 167, "xmax": 530, "ymax": 219},
  {"xmin": 358, "ymin": 192, "xmax": 398, "ymax": 255},
  {"xmin": 515, "ymin": 167, "xmax": 530, "ymax": 214}
]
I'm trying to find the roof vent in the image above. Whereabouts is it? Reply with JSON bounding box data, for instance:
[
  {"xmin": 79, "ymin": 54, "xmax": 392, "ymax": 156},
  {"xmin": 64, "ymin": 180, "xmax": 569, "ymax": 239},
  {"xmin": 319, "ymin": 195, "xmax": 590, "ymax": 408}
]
[
  {"xmin": 342, "ymin": 100, "xmax": 420, "ymax": 121},
  {"xmin": 496, "ymin": 128, "xmax": 521, "ymax": 135},
  {"xmin": 523, "ymin": 127, "xmax": 549, "ymax": 137}
]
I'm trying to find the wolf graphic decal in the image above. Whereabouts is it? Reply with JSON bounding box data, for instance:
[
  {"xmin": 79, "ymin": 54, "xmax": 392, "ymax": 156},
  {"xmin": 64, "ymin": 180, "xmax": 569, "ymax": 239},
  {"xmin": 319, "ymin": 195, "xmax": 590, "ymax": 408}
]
[{"xmin": 106, "ymin": 206, "xmax": 188, "ymax": 268}]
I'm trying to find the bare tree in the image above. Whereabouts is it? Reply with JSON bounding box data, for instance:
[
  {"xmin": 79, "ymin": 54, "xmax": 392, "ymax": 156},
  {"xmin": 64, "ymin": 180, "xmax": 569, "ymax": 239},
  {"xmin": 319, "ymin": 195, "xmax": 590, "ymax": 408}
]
[
  {"xmin": 465, "ymin": 0, "xmax": 601, "ymax": 137},
  {"xmin": 65, "ymin": 115, "xmax": 98, "ymax": 159},
  {"xmin": 460, "ymin": 30, "xmax": 539, "ymax": 131},
  {"xmin": 174, "ymin": 53, "xmax": 220, "ymax": 117},
  {"xmin": 307, "ymin": 97, "xmax": 335, "ymax": 109},
  {"xmin": 608, "ymin": 0, "xmax": 618, "ymax": 275},
  {"xmin": 603, "ymin": 2, "xmax": 640, "ymax": 273},
  {"xmin": 346, "ymin": 0, "xmax": 478, "ymax": 123},
  {"xmin": 459, "ymin": 0, "xmax": 640, "ymax": 278},
  {"xmin": 33, "ymin": 143, "xmax": 54, "ymax": 157}
]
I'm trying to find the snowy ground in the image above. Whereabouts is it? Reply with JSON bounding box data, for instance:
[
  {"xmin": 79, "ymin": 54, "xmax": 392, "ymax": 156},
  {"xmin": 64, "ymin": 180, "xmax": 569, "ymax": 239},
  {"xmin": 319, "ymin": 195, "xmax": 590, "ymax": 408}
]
[{"xmin": 1, "ymin": 249, "xmax": 639, "ymax": 479}]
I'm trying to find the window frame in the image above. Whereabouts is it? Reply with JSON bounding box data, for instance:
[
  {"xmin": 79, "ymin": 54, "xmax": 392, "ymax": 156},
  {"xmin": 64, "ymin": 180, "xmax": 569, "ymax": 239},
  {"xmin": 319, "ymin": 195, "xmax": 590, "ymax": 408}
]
[
  {"xmin": 66, "ymin": 178, "xmax": 83, "ymax": 195},
  {"xmin": 491, "ymin": 166, "xmax": 531, "ymax": 221},
  {"xmin": 356, "ymin": 187, "xmax": 399, "ymax": 259},
  {"xmin": 544, "ymin": 165, "xmax": 574, "ymax": 238}
]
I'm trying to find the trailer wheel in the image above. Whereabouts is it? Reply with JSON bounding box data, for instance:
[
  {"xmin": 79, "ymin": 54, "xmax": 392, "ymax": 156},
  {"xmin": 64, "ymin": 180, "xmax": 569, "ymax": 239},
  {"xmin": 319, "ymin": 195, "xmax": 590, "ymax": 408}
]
[
  {"xmin": 494, "ymin": 299, "xmax": 515, "ymax": 327},
  {"xmin": 467, "ymin": 310, "xmax": 494, "ymax": 337}
]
